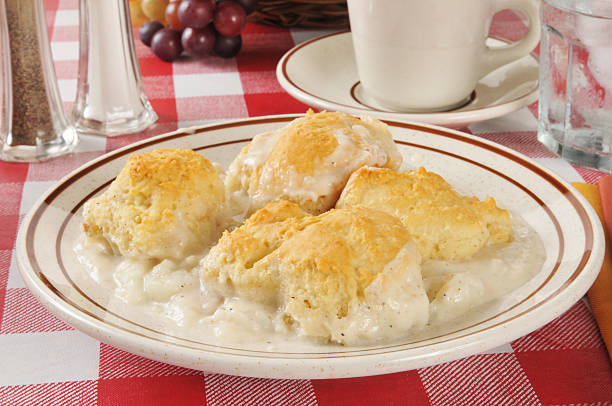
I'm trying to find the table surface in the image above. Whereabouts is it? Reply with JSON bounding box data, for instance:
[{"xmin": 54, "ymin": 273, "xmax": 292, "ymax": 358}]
[{"xmin": 1, "ymin": 0, "xmax": 612, "ymax": 405}]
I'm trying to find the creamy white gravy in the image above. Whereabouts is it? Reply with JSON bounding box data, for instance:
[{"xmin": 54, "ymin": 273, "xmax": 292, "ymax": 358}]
[
  {"xmin": 230, "ymin": 128, "xmax": 390, "ymax": 214},
  {"xmin": 74, "ymin": 212, "xmax": 545, "ymax": 350}
]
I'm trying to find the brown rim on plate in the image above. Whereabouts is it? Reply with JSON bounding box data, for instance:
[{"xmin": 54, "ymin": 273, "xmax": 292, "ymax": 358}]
[{"xmin": 25, "ymin": 117, "xmax": 593, "ymax": 359}]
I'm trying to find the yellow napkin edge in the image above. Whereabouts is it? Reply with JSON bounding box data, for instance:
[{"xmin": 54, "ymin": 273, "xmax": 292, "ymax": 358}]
[{"xmin": 572, "ymin": 182, "xmax": 612, "ymax": 361}]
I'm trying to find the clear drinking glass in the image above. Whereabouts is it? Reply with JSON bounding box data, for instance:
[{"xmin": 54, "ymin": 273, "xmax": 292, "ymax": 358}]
[
  {"xmin": 538, "ymin": 0, "xmax": 612, "ymax": 172},
  {"xmin": 72, "ymin": 0, "xmax": 157, "ymax": 136},
  {"xmin": 0, "ymin": 0, "xmax": 78, "ymax": 162}
]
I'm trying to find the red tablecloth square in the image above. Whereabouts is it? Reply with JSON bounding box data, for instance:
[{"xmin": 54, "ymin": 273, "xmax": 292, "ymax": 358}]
[
  {"xmin": 0, "ymin": 215, "xmax": 20, "ymax": 251},
  {"xmin": 244, "ymin": 93, "xmax": 312, "ymax": 117},
  {"xmin": 516, "ymin": 348, "xmax": 612, "ymax": 404},
  {"xmin": 312, "ymin": 371, "xmax": 429, "ymax": 406},
  {"xmin": 139, "ymin": 56, "xmax": 173, "ymax": 78},
  {"xmin": 237, "ymin": 31, "xmax": 295, "ymax": 72},
  {"xmin": 97, "ymin": 375, "xmax": 206, "ymax": 406},
  {"xmin": 242, "ymin": 22, "xmax": 293, "ymax": 36},
  {"xmin": 44, "ymin": 0, "xmax": 60, "ymax": 9},
  {"xmin": 148, "ymin": 98, "xmax": 179, "ymax": 124},
  {"xmin": 0, "ymin": 162, "xmax": 29, "ymax": 183}
]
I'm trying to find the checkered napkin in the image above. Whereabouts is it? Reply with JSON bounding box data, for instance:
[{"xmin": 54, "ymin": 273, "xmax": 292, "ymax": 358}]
[{"xmin": 1, "ymin": 1, "xmax": 611, "ymax": 405}]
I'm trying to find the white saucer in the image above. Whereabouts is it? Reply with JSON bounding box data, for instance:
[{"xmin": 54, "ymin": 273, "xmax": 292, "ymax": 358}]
[{"xmin": 277, "ymin": 31, "xmax": 539, "ymax": 128}]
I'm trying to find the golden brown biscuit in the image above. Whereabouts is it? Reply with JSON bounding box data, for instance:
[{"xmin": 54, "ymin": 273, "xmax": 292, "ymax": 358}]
[
  {"xmin": 200, "ymin": 200, "xmax": 315, "ymax": 302},
  {"xmin": 225, "ymin": 110, "xmax": 402, "ymax": 215},
  {"xmin": 467, "ymin": 195, "xmax": 513, "ymax": 245},
  {"xmin": 83, "ymin": 148, "xmax": 226, "ymax": 260},
  {"xmin": 200, "ymin": 201, "xmax": 429, "ymax": 344},
  {"xmin": 336, "ymin": 166, "xmax": 512, "ymax": 260}
]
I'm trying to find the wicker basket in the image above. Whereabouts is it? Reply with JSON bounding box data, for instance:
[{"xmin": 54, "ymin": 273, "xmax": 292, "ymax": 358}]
[{"xmin": 249, "ymin": 0, "xmax": 349, "ymax": 28}]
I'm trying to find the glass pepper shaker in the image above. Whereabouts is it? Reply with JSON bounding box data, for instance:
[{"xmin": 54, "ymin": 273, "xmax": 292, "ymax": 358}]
[{"xmin": 0, "ymin": 0, "xmax": 78, "ymax": 162}]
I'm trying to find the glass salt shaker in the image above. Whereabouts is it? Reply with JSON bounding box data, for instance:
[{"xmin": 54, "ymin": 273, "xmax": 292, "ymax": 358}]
[
  {"xmin": 0, "ymin": 0, "xmax": 78, "ymax": 162},
  {"xmin": 72, "ymin": 0, "xmax": 157, "ymax": 136}
]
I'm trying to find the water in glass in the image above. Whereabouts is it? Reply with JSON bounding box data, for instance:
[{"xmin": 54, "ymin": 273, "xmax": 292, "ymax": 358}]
[{"xmin": 538, "ymin": 0, "xmax": 612, "ymax": 172}]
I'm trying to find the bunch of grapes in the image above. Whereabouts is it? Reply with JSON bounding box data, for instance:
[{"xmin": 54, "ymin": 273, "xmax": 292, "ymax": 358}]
[{"xmin": 133, "ymin": 0, "xmax": 258, "ymax": 62}]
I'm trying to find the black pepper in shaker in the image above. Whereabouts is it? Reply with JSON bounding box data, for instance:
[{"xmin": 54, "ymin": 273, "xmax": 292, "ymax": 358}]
[{"xmin": 0, "ymin": 0, "xmax": 77, "ymax": 162}]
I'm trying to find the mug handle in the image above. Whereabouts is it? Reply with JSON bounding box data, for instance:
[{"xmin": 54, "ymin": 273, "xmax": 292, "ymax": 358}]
[{"xmin": 480, "ymin": 0, "xmax": 540, "ymax": 77}]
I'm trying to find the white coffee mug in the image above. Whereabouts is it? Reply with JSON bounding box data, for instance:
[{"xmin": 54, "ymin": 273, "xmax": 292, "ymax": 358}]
[{"xmin": 347, "ymin": 0, "xmax": 541, "ymax": 112}]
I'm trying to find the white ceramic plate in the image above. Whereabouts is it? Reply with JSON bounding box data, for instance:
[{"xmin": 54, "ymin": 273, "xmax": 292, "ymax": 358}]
[
  {"xmin": 17, "ymin": 115, "xmax": 603, "ymax": 379},
  {"xmin": 277, "ymin": 31, "xmax": 539, "ymax": 128}
]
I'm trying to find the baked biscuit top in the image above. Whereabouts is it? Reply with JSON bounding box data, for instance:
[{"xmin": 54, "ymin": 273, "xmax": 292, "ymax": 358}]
[
  {"xmin": 200, "ymin": 201, "xmax": 429, "ymax": 344},
  {"xmin": 336, "ymin": 166, "xmax": 512, "ymax": 261},
  {"xmin": 83, "ymin": 148, "xmax": 226, "ymax": 260},
  {"xmin": 200, "ymin": 200, "xmax": 315, "ymax": 301},
  {"xmin": 265, "ymin": 110, "xmax": 401, "ymax": 176},
  {"xmin": 225, "ymin": 110, "xmax": 402, "ymax": 215}
]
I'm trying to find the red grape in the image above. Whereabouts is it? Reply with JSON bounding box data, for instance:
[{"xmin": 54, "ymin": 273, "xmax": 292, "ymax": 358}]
[
  {"xmin": 178, "ymin": 0, "xmax": 215, "ymax": 29},
  {"xmin": 165, "ymin": 2, "xmax": 185, "ymax": 30},
  {"xmin": 213, "ymin": 1, "xmax": 246, "ymax": 38},
  {"xmin": 139, "ymin": 20, "xmax": 164, "ymax": 47},
  {"xmin": 234, "ymin": 0, "xmax": 258, "ymax": 15},
  {"xmin": 213, "ymin": 34, "xmax": 242, "ymax": 58},
  {"xmin": 182, "ymin": 26, "xmax": 215, "ymax": 57},
  {"xmin": 151, "ymin": 28, "xmax": 184, "ymax": 62}
]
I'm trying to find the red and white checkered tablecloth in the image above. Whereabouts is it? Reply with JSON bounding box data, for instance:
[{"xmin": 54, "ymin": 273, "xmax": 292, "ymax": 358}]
[{"xmin": 1, "ymin": 0, "xmax": 611, "ymax": 404}]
